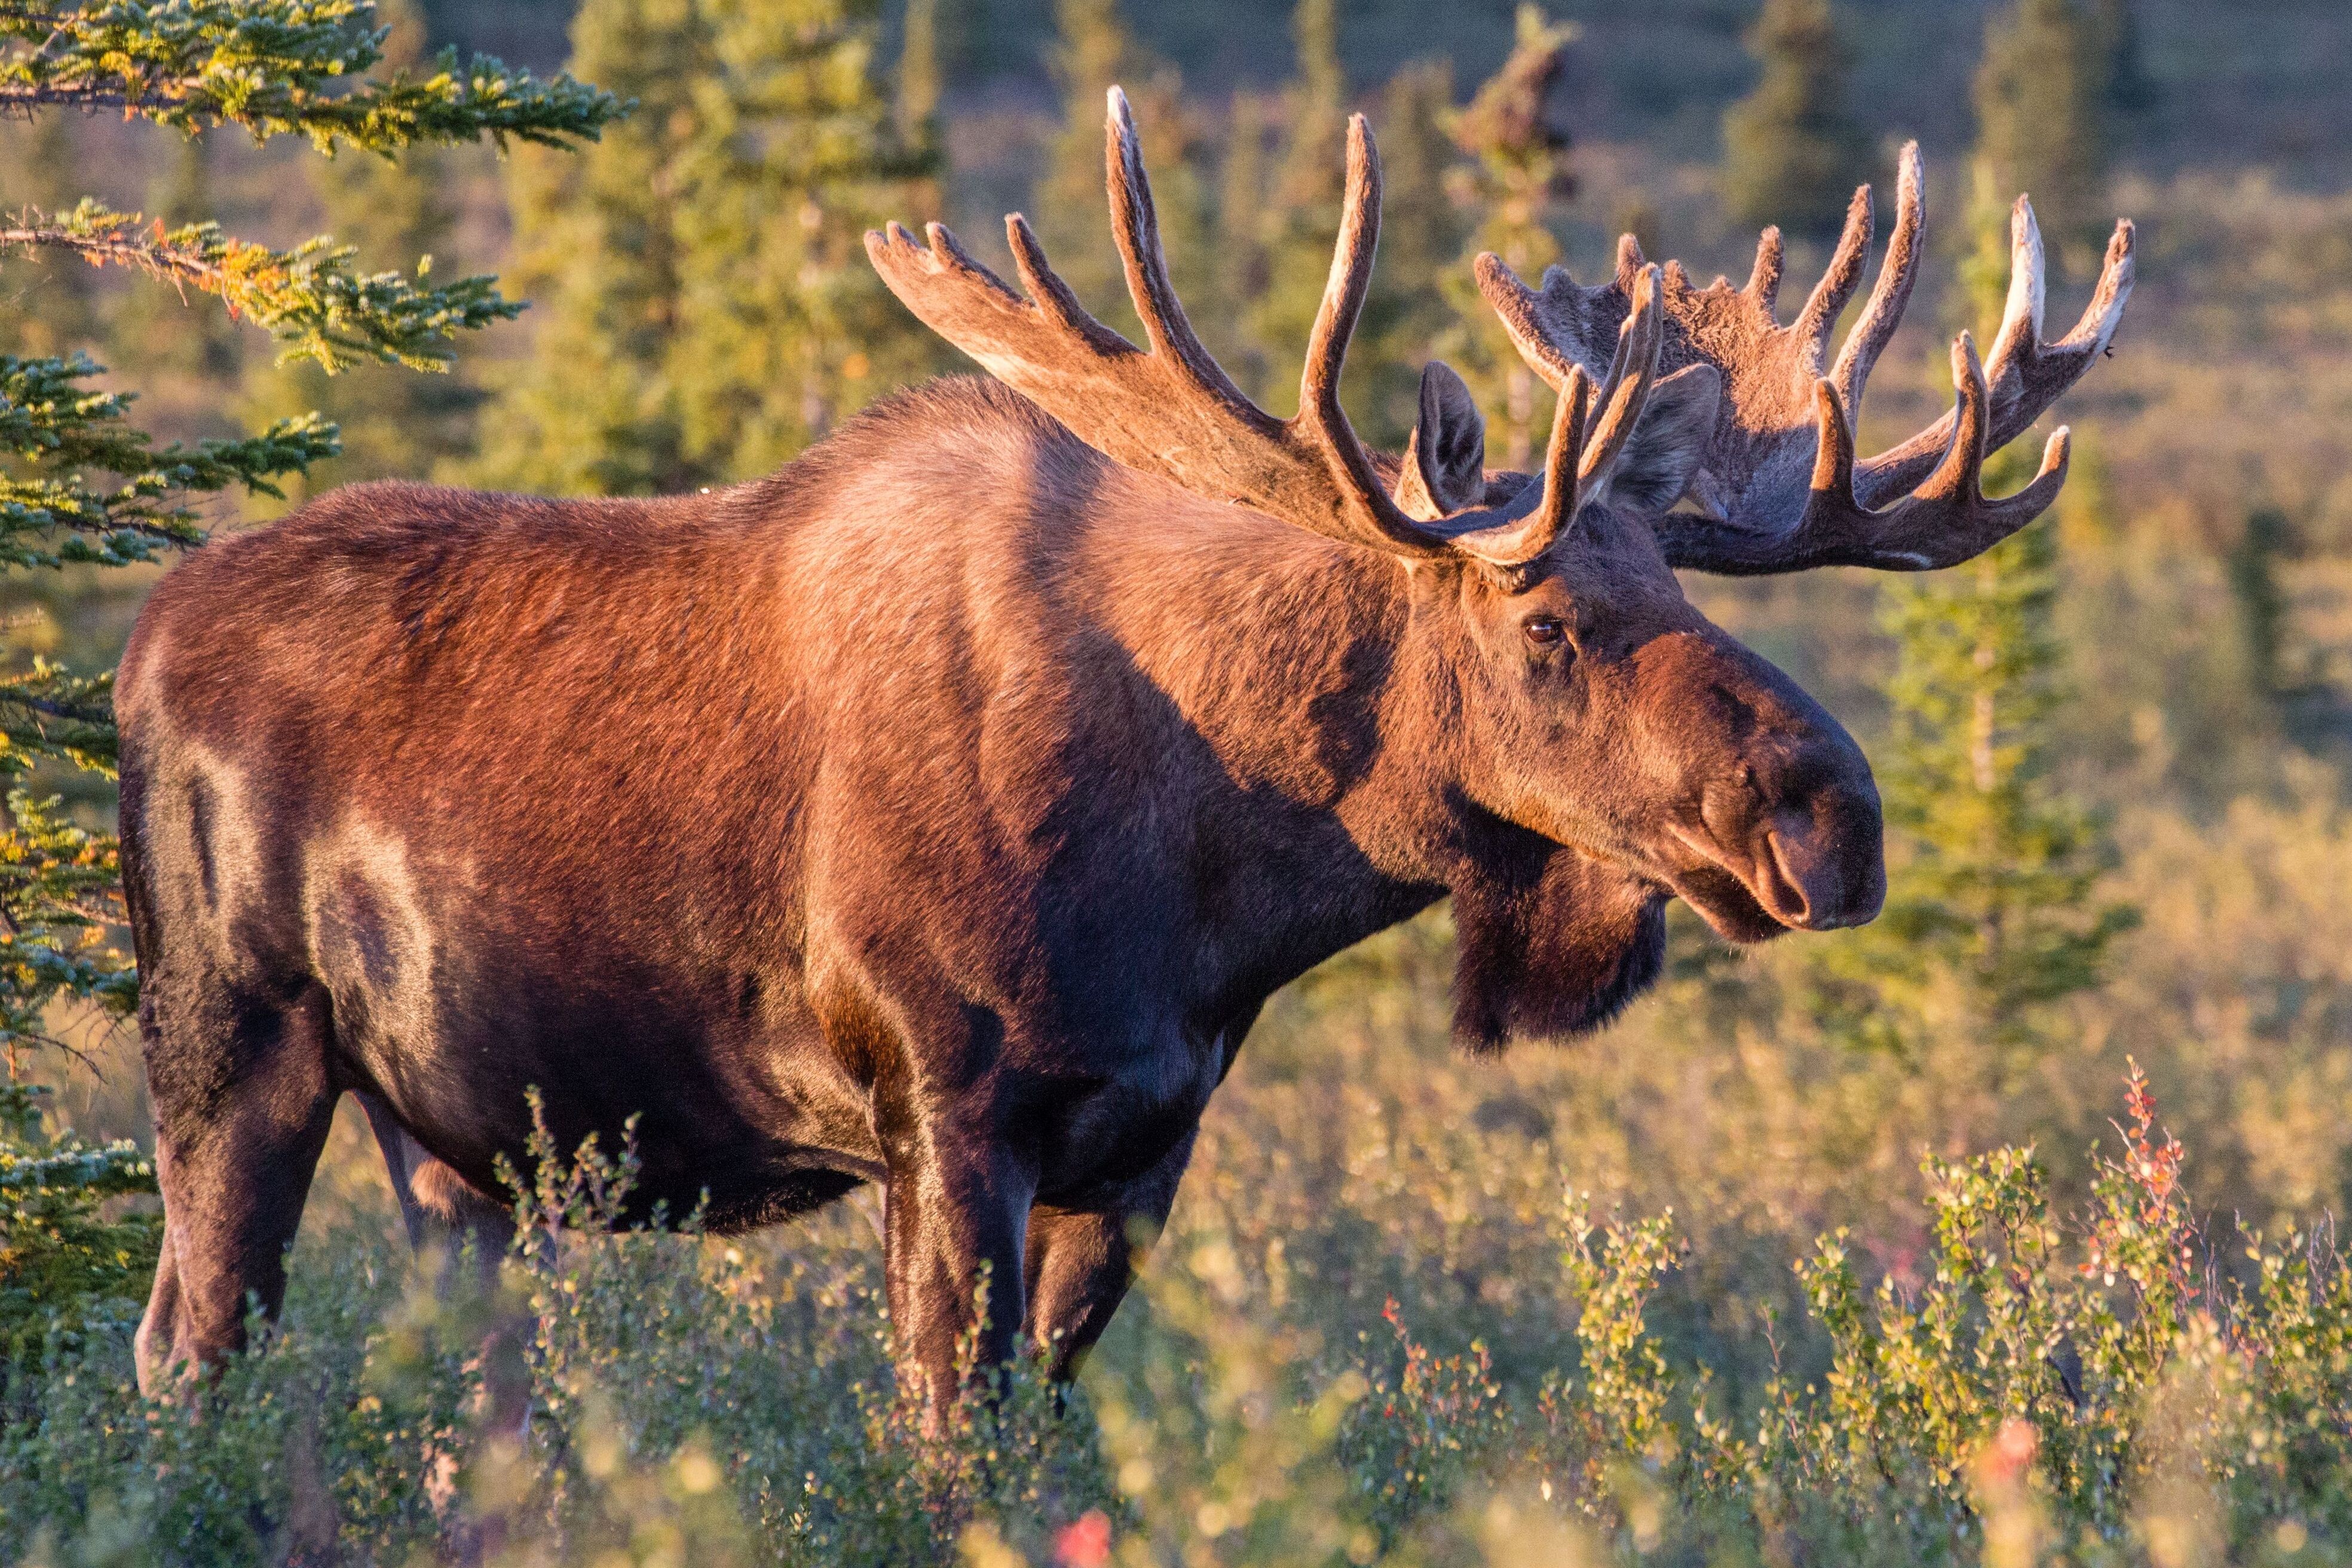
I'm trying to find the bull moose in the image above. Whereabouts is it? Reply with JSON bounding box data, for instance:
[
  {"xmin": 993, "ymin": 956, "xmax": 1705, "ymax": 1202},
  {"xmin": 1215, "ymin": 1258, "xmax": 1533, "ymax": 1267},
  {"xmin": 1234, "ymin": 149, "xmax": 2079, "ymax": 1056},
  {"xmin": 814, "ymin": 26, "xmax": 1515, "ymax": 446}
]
[{"xmin": 124, "ymin": 90, "xmax": 2133, "ymax": 1411}]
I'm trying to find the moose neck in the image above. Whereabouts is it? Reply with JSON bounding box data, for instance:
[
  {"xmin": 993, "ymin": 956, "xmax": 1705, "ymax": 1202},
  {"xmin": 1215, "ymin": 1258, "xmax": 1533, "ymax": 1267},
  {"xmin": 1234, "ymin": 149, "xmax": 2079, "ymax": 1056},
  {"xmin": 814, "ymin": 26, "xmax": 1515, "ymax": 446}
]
[{"xmin": 1079, "ymin": 481, "xmax": 1472, "ymax": 982}]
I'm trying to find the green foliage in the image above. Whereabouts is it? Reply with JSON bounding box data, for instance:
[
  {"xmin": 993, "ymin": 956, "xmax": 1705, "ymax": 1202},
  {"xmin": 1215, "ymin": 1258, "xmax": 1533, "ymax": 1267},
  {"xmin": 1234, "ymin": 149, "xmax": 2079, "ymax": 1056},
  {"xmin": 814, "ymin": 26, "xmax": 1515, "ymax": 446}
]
[
  {"xmin": 1809, "ymin": 519, "xmax": 2137, "ymax": 1059},
  {"xmin": 0, "ymin": 118, "xmax": 100, "ymax": 363},
  {"xmin": 246, "ymin": 0, "xmax": 491, "ymax": 492},
  {"xmin": 474, "ymin": 0, "xmax": 942, "ymax": 496},
  {"xmin": 2, "ymin": 199, "xmax": 525, "ymax": 375},
  {"xmin": 0, "ymin": 0, "xmax": 624, "ymax": 153},
  {"xmin": 5, "ymin": 1067, "xmax": 2350, "ymax": 1564},
  {"xmin": 0, "ymin": 0, "xmax": 615, "ymax": 1396},
  {"xmin": 1238, "ymin": 0, "xmax": 1350, "ymax": 414},
  {"xmin": 1, "ymin": 351, "xmax": 335, "ymax": 569},
  {"xmin": 1719, "ymin": 0, "xmax": 1872, "ymax": 239},
  {"xmin": 1033, "ymin": 0, "xmax": 1209, "ymax": 354},
  {"xmin": 1570, "ymin": 1065, "xmax": 2352, "ymax": 1560},
  {"xmin": 0, "ymin": 1081, "xmax": 155, "ymax": 1369}
]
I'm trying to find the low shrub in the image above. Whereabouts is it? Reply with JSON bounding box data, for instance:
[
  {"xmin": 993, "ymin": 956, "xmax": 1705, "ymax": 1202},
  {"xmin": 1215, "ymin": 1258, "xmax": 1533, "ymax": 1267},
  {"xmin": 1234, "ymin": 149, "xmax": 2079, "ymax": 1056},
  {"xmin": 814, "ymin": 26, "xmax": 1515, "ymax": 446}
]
[{"xmin": 2, "ymin": 1067, "xmax": 2346, "ymax": 1566}]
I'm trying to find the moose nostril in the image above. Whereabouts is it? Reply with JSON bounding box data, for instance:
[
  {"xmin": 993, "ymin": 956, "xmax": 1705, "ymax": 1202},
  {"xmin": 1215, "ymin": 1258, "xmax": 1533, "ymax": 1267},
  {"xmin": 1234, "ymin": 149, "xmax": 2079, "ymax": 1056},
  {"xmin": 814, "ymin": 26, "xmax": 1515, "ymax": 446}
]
[{"xmin": 1759, "ymin": 815, "xmax": 1819, "ymax": 925}]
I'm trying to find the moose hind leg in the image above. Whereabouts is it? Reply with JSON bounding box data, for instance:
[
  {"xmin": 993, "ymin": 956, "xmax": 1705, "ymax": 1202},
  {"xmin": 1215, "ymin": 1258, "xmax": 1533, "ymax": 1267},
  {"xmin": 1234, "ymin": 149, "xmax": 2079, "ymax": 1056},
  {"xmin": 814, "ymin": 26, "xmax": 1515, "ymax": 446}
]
[
  {"xmin": 356, "ymin": 1092, "xmax": 514, "ymax": 1291},
  {"xmin": 136, "ymin": 982, "xmax": 337, "ymax": 1396},
  {"xmin": 356, "ymin": 1093, "xmax": 528, "ymax": 1436}
]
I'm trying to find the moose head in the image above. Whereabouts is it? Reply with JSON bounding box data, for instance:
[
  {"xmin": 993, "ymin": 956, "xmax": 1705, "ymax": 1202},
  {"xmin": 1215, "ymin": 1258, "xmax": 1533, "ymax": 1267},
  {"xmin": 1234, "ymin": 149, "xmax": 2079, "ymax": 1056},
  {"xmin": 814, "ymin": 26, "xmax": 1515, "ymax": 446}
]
[{"xmin": 869, "ymin": 89, "xmax": 2131, "ymax": 1048}]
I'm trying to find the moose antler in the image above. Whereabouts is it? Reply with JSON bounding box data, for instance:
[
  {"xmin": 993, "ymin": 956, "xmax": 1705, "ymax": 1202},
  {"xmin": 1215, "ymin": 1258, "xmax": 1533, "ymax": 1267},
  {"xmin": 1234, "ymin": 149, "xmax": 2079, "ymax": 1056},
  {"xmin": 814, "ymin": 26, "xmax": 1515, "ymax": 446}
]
[
  {"xmin": 1475, "ymin": 145, "xmax": 2136, "ymax": 574},
  {"xmin": 866, "ymin": 88, "xmax": 1670, "ymax": 571}
]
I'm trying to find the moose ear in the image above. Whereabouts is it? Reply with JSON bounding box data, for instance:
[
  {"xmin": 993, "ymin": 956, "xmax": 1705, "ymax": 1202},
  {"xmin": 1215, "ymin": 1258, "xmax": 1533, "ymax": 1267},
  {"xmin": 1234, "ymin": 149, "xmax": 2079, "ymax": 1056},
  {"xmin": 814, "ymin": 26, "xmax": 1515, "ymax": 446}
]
[
  {"xmin": 1450, "ymin": 839, "xmax": 1667, "ymax": 1055},
  {"xmin": 1594, "ymin": 363, "xmax": 1723, "ymax": 517},
  {"xmin": 1394, "ymin": 361, "xmax": 1488, "ymax": 520}
]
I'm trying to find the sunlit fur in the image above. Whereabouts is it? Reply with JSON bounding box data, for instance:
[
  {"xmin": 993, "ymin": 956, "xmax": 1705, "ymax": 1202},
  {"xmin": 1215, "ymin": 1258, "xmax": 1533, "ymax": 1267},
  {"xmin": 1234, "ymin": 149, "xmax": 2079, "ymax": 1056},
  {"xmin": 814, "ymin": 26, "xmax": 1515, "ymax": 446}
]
[{"xmin": 120, "ymin": 377, "xmax": 1879, "ymax": 1411}]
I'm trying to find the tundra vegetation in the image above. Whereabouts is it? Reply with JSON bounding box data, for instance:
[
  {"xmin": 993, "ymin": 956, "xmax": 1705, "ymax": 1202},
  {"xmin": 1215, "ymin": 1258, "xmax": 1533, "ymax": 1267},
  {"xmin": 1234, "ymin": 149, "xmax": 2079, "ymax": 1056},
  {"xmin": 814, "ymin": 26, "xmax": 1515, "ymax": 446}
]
[{"xmin": 6, "ymin": 1, "xmax": 2352, "ymax": 1564}]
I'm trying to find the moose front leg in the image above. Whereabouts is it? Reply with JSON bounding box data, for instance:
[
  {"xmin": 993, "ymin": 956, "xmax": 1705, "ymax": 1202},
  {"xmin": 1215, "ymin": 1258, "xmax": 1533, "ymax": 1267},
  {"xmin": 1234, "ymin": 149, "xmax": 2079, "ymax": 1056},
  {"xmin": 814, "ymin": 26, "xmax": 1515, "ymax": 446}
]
[
  {"xmin": 880, "ymin": 1123, "xmax": 1039, "ymax": 1420},
  {"xmin": 1024, "ymin": 1128, "xmax": 1197, "ymax": 1380}
]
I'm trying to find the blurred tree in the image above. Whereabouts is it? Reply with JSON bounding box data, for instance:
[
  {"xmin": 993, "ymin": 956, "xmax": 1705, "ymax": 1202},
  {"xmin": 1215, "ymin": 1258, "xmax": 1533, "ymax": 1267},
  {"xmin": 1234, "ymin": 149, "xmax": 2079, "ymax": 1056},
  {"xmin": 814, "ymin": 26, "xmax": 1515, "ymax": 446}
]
[
  {"xmin": 1242, "ymin": 0, "xmax": 1350, "ymax": 417},
  {"xmin": 899, "ymin": 0, "xmax": 943, "ymax": 140},
  {"xmin": 476, "ymin": 0, "xmax": 941, "ymax": 495},
  {"xmin": 0, "ymin": 119, "xmax": 99, "ymax": 362},
  {"xmin": 1973, "ymin": 0, "xmax": 2110, "ymax": 270},
  {"xmin": 2227, "ymin": 506, "xmax": 2299, "ymax": 705},
  {"xmin": 0, "ymin": 0, "xmax": 618, "ymax": 1354},
  {"xmin": 1804, "ymin": 48, "xmax": 2134, "ymax": 1067},
  {"xmin": 249, "ymin": 0, "xmax": 486, "ymax": 493},
  {"xmin": 1811, "ymin": 519, "xmax": 2137, "ymax": 1062},
  {"xmin": 1719, "ymin": 0, "xmax": 1872, "ymax": 240},
  {"xmin": 2094, "ymin": 0, "xmax": 2157, "ymax": 114},
  {"xmin": 1445, "ymin": 4, "xmax": 1576, "ymax": 471},
  {"xmin": 1215, "ymin": 88, "xmax": 1276, "ymax": 400},
  {"xmin": 1034, "ymin": 0, "xmax": 1210, "ymax": 349},
  {"xmin": 109, "ymin": 138, "xmax": 242, "ymax": 387},
  {"xmin": 1212, "ymin": 0, "xmax": 1453, "ymax": 444},
  {"xmin": 1355, "ymin": 60, "xmax": 1464, "ymax": 447},
  {"xmin": 472, "ymin": 0, "xmax": 709, "ymax": 495}
]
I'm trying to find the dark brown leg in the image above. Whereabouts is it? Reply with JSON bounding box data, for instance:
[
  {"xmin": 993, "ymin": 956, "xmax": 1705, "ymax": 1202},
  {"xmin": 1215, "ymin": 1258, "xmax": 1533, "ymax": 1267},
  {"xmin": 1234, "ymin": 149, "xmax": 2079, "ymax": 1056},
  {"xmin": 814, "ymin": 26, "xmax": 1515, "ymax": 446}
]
[
  {"xmin": 136, "ymin": 984, "xmax": 337, "ymax": 1396},
  {"xmin": 1023, "ymin": 1129, "xmax": 1196, "ymax": 1380},
  {"xmin": 357, "ymin": 1093, "xmax": 527, "ymax": 1435},
  {"xmin": 881, "ymin": 1125, "xmax": 1037, "ymax": 1423}
]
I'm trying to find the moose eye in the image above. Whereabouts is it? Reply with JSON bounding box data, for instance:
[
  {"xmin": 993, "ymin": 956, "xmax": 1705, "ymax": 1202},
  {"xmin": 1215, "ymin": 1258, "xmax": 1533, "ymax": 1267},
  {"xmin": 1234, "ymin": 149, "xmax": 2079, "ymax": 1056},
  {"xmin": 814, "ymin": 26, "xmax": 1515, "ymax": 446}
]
[{"xmin": 1523, "ymin": 615, "xmax": 1567, "ymax": 651}]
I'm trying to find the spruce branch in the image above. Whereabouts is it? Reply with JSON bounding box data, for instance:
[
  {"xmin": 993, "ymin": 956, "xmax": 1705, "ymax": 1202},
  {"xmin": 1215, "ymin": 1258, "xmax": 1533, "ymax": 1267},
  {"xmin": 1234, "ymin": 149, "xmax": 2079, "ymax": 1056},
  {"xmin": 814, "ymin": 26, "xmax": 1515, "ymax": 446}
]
[
  {"xmin": 4, "ymin": 201, "xmax": 522, "ymax": 370},
  {"xmin": 2, "ymin": 351, "xmax": 339, "ymax": 568},
  {"xmin": 0, "ymin": 0, "xmax": 627, "ymax": 153}
]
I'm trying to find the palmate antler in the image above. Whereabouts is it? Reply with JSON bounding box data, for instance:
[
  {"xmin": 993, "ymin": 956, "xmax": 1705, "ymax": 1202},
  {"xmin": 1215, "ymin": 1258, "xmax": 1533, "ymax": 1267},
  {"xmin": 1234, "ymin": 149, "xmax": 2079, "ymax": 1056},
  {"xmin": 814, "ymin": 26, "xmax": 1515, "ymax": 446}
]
[
  {"xmin": 1476, "ymin": 146, "xmax": 2136, "ymax": 573},
  {"xmin": 866, "ymin": 88, "xmax": 1690, "ymax": 571}
]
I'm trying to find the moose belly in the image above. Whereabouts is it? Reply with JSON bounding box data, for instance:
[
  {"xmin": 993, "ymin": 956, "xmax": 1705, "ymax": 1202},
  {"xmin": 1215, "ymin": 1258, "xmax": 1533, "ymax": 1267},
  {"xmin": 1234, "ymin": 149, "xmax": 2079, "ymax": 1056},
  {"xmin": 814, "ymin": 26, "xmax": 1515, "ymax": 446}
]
[{"xmin": 313, "ymin": 896, "xmax": 884, "ymax": 1231}]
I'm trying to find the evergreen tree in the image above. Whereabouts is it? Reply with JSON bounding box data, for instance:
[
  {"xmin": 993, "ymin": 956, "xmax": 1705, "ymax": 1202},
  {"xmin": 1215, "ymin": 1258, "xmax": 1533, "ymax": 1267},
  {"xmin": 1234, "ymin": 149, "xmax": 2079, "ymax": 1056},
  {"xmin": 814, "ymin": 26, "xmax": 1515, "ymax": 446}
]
[
  {"xmin": 475, "ymin": 0, "xmax": 941, "ymax": 495},
  {"xmin": 111, "ymin": 137, "xmax": 243, "ymax": 387},
  {"xmin": 1817, "ymin": 519, "xmax": 2136, "ymax": 1061},
  {"xmin": 899, "ymin": 0, "xmax": 943, "ymax": 141},
  {"xmin": 248, "ymin": 0, "xmax": 485, "ymax": 492},
  {"xmin": 1033, "ymin": 0, "xmax": 1209, "ymax": 351},
  {"xmin": 1973, "ymin": 0, "xmax": 2110, "ymax": 270},
  {"xmin": 1805, "ymin": 44, "xmax": 2134, "ymax": 1066},
  {"xmin": 1719, "ymin": 0, "xmax": 1872, "ymax": 240},
  {"xmin": 1446, "ymin": 4, "xmax": 1576, "ymax": 471},
  {"xmin": 1214, "ymin": 88, "xmax": 1276, "ymax": 402},
  {"xmin": 1359, "ymin": 60, "xmax": 1469, "ymax": 447},
  {"xmin": 0, "ymin": 118, "xmax": 98, "ymax": 362},
  {"xmin": 0, "ymin": 0, "xmax": 618, "ymax": 1352},
  {"xmin": 1242, "ymin": 0, "xmax": 1349, "ymax": 417},
  {"xmin": 2094, "ymin": 0, "xmax": 2156, "ymax": 114}
]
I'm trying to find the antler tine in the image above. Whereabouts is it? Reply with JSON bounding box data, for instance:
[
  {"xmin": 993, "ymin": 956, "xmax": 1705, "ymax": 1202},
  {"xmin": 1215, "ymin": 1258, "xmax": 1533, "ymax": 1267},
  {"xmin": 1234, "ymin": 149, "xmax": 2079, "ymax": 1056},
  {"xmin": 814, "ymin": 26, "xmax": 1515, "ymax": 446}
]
[
  {"xmin": 871, "ymin": 86, "xmax": 1480, "ymax": 560},
  {"xmin": 1295, "ymin": 113, "xmax": 1403, "ymax": 526},
  {"xmin": 1760, "ymin": 332, "xmax": 2068, "ymax": 574},
  {"xmin": 1003, "ymin": 215, "xmax": 1131, "ymax": 354},
  {"xmin": 1851, "ymin": 191, "xmax": 2132, "ymax": 509},
  {"xmin": 1473, "ymin": 253, "xmax": 1584, "ymax": 391},
  {"xmin": 1578, "ymin": 265, "xmax": 1666, "ymax": 488},
  {"xmin": 1827, "ymin": 140, "xmax": 1924, "ymax": 419},
  {"xmin": 1448, "ymin": 365, "xmax": 1594, "ymax": 568},
  {"xmin": 1793, "ymin": 183, "xmax": 1874, "ymax": 354},
  {"xmin": 1984, "ymin": 195, "xmax": 2048, "ymax": 381},
  {"xmin": 1102, "ymin": 87, "xmax": 1255, "ymax": 409},
  {"xmin": 1613, "ymin": 234, "xmax": 1648, "ymax": 293},
  {"xmin": 1744, "ymin": 226, "xmax": 1784, "ymax": 314}
]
